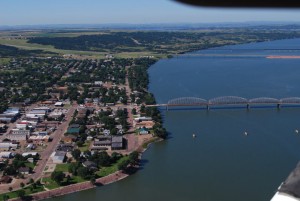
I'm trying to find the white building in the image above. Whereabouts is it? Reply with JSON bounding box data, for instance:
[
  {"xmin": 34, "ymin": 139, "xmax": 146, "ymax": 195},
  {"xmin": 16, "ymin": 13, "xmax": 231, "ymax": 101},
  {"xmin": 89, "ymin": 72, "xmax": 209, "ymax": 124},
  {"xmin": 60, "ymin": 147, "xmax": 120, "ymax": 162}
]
[{"xmin": 51, "ymin": 151, "xmax": 66, "ymax": 163}]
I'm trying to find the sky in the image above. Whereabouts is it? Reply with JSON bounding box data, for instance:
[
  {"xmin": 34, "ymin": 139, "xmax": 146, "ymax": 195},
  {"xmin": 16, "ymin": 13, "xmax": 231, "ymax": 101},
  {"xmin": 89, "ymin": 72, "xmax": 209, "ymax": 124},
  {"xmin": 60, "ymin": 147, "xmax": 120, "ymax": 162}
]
[{"xmin": 1, "ymin": 0, "xmax": 300, "ymax": 26}]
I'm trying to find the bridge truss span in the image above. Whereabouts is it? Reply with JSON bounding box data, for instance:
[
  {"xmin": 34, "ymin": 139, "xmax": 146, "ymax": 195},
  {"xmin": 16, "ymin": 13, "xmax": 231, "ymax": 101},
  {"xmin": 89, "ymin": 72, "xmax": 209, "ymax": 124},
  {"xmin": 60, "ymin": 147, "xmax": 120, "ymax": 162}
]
[
  {"xmin": 160, "ymin": 96, "xmax": 300, "ymax": 110},
  {"xmin": 167, "ymin": 97, "xmax": 207, "ymax": 106},
  {"xmin": 280, "ymin": 97, "xmax": 300, "ymax": 104},
  {"xmin": 249, "ymin": 97, "xmax": 279, "ymax": 104},
  {"xmin": 209, "ymin": 96, "xmax": 248, "ymax": 105}
]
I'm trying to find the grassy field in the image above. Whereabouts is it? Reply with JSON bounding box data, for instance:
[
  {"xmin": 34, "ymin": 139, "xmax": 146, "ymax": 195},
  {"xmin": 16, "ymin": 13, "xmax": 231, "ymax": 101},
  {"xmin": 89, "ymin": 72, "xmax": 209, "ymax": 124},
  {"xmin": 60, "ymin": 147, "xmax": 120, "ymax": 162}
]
[
  {"xmin": 78, "ymin": 141, "xmax": 91, "ymax": 152},
  {"xmin": 42, "ymin": 175, "xmax": 87, "ymax": 190},
  {"xmin": 25, "ymin": 162, "xmax": 35, "ymax": 169},
  {"xmin": 42, "ymin": 177, "xmax": 60, "ymax": 190},
  {"xmin": 0, "ymin": 58, "xmax": 10, "ymax": 66},
  {"xmin": 0, "ymin": 183, "xmax": 44, "ymax": 201},
  {"xmin": 0, "ymin": 38, "xmax": 164, "ymax": 59},
  {"xmin": 55, "ymin": 164, "xmax": 70, "ymax": 172},
  {"xmin": 96, "ymin": 156, "xmax": 129, "ymax": 178},
  {"xmin": 0, "ymin": 38, "xmax": 108, "ymax": 58}
]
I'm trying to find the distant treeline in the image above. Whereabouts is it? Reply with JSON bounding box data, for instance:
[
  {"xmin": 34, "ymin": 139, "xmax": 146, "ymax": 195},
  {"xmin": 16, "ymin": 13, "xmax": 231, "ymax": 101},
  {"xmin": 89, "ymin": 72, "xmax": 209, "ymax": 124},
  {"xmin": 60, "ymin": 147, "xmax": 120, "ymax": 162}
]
[{"xmin": 27, "ymin": 30, "xmax": 300, "ymax": 54}]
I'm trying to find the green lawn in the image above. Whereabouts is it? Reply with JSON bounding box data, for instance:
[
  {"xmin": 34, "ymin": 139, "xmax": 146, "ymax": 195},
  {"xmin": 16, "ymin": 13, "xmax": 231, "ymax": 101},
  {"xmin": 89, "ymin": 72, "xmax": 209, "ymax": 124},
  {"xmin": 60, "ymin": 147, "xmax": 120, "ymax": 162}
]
[
  {"xmin": 42, "ymin": 175, "xmax": 87, "ymax": 190},
  {"xmin": 96, "ymin": 156, "xmax": 129, "ymax": 178},
  {"xmin": 78, "ymin": 141, "xmax": 91, "ymax": 152},
  {"xmin": 25, "ymin": 162, "xmax": 35, "ymax": 169},
  {"xmin": 55, "ymin": 164, "xmax": 70, "ymax": 172},
  {"xmin": 0, "ymin": 58, "xmax": 10, "ymax": 66},
  {"xmin": 42, "ymin": 177, "xmax": 60, "ymax": 190},
  {"xmin": 71, "ymin": 176, "xmax": 86, "ymax": 183},
  {"xmin": 0, "ymin": 183, "xmax": 44, "ymax": 201}
]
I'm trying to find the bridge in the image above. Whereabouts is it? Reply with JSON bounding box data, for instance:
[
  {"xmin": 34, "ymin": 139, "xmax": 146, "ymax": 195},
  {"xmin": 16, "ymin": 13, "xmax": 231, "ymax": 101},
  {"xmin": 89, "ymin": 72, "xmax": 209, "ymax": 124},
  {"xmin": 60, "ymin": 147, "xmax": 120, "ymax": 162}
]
[{"xmin": 146, "ymin": 96, "xmax": 300, "ymax": 110}]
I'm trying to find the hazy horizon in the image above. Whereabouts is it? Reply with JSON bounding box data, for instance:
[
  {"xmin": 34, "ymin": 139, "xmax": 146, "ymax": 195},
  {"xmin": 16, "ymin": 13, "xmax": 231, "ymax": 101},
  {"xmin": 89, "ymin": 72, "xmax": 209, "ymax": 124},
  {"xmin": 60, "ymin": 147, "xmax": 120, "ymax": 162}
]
[{"xmin": 1, "ymin": 0, "xmax": 300, "ymax": 26}]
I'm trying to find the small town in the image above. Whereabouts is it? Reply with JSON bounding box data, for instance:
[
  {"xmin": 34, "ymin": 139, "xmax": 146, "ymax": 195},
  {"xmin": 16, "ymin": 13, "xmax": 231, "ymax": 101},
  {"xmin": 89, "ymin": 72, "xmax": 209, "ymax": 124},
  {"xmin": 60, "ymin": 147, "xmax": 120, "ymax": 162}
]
[{"xmin": 0, "ymin": 55, "xmax": 166, "ymax": 200}]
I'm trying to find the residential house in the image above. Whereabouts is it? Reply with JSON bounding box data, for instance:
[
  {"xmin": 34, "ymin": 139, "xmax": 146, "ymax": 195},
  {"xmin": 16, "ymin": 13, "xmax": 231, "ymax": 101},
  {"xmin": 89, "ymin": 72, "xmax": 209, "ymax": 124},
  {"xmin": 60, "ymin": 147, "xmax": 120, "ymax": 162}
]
[
  {"xmin": 82, "ymin": 161, "xmax": 98, "ymax": 171},
  {"xmin": 0, "ymin": 152, "xmax": 14, "ymax": 158},
  {"xmin": 138, "ymin": 127, "xmax": 149, "ymax": 135},
  {"xmin": 51, "ymin": 151, "xmax": 66, "ymax": 163},
  {"xmin": 0, "ymin": 143, "xmax": 18, "ymax": 151},
  {"xmin": 18, "ymin": 167, "xmax": 30, "ymax": 175}
]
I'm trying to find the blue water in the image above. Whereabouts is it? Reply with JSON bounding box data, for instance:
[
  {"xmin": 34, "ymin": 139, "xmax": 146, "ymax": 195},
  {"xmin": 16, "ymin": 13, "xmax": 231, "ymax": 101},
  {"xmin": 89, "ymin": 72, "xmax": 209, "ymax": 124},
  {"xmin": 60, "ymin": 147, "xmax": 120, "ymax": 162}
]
[{"xmin": 48, "ymin": 38, "xmax": 300, "ymax": 201}]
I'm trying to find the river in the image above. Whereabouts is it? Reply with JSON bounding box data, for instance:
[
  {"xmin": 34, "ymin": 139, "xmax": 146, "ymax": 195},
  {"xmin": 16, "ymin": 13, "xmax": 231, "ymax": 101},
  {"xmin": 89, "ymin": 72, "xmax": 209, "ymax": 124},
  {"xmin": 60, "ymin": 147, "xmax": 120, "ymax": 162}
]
[{"xmin": 48, "ymin": 38, "xmax": 300, "ymax": 201}]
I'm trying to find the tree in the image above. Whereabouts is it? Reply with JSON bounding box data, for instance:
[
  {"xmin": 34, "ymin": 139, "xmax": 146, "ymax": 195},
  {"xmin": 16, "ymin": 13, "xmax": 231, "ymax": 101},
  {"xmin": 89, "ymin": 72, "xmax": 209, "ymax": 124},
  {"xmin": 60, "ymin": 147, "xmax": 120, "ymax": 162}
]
[
  {"xmin": 90, "ymin": 177, "xmax": 96, "ymax": 185},
  {"xmin": 2, "ymin": 194, "xmax": 9, "ymax": 201},
  {"xmin": 17, "ymin": 190, "xmax": 25, "ymax": 198},
  {"xmin": 20, "ymin": 182, "xmax": 25, "ymax": 188},
  {"xmin": 77, "ymin": 167, "xmax": 90, "ymax": 179},
  {"xmin": 117, "ymin": 159, "xmax": 130, "ymax": 171},
  {"xmin": 68, "ymin": 162, "xmax": 80, "ymax": 175},
  {"xmin": 110, "ymin": 128, "xmax": 117, "ymax": 135},
  {"xmin": 76, "ymin": 141, "xmax": 84, "ymax": 147},
  {"xmin": 29, "ymin": 178, "xmax": 34, "ymax": 184},
  {"xmin": 97, "ymin": 152, "xmax": 111, "ymax": 167},
  {"xmin": 111, "ymin": 152, "xmax": 122, "ymax": 163},
  {"xmin": 51, "ymin": 171, "xmax": 65, "ymax": 185},
  {"xmin": 71, "ymin": 149, "xmax": 81, "ymax": 161},
  {"xmin": 8, "ymin": 187, "xmax": 12, "ymax": 192},
  {"xmin": 129, "ymin": 151, "xmax": 139, "ymax": 165},
  {"xmin": 131, "ymin": 108, "xmax": 137, "ymax": 115}
]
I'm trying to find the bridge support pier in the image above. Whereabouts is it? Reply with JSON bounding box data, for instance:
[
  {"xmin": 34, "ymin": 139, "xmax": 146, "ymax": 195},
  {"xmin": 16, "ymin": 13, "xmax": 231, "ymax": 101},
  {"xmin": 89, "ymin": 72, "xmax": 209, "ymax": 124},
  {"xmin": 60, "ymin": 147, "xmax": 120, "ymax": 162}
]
[
  {"xmin": 247, "ymin": 104, "xmax": 250, "ymax": 110},
  {"xmin": 207, "ymin": 105, "xmax": 210, "ymax": 110},
  {"xmin": 277, "ymin": 104, "xmax": 281, "ymax": 109}
]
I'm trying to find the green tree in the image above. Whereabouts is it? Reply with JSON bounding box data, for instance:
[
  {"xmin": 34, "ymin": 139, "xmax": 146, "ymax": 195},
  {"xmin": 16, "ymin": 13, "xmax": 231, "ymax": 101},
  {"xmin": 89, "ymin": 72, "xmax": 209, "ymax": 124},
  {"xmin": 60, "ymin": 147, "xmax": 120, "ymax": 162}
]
[
  {"xmin": 68, "ymin": 162, "xmax": 80, "ymax": 175},
  {"xmin": 110, "ymin": 128, "xmax": 117, "ymax": 135},
  {"xmin": 129, "ymin": 151, "xmax": 139, "ymax": 165},
  {"xmin": 51, "ymin": 171, "xmax": 65, "ymax": 185},
  {"xmin": 131, "ymin": 108, "xmax": 137, "ymax": 115},
  {"xmin": 2, "ymin": 194, "xmax": 9, "ymax": 201},
  {"xmin": 117, "ymin": 159, "xmax": 130, "ymax": 171},
  {"xmin": 71, "ymin": 149, "xmax": 81, "ymax": 161},
  {"xmin": 77, "ymin": 167, "xmax": 91, "ymax": 179},
  {"xmin": 20, "ymin": 182, "xmax": 25, "ymax": 188},
  {"xmin": 17, "ymin": 190, "xmax": 25, "ymax": 198},
  {"xmin": 111, "ymin": 152, "xmax": 122, "ymax": 163},
  {"xmin": 90, "ymin": 177, "xmax": 96, "ymax": 185}
]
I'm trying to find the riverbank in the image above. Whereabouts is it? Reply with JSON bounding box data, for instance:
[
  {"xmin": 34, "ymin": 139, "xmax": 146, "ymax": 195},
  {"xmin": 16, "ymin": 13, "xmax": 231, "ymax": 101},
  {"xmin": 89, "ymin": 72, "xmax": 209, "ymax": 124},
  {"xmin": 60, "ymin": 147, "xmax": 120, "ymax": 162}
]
[
  {"xmin": 9, "ymin": 170, "xmax": 129, "ymax": 201},
  {"xmin": 7, "ymin": 135, "xmax": 161, "ymax": 201}
]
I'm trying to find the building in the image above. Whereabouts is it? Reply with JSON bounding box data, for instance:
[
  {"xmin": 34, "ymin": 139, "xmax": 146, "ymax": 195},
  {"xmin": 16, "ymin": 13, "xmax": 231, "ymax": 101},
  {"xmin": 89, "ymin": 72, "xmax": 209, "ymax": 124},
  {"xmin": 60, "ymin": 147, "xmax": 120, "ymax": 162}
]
[
  {"xmin": 56, "ymin": 144, "xmax": 74, "ymax": 152},
  {"xmin": 48, "ymin": 110, "xmax": 63, "ymax": 119},
  {"xmin": 134, "ymin": 120, "xmax": 155, "ymax": 129},
  {"xmin": 111, "ymin": 136, "xmax": 123, "ymax": 150},
  {"xmin": 138, "ymin": 127, "xmax": 149, "ymax": 135},
  {"xmin": 54, "ymin": 102, "xmax": 64, "ymax": 107},
  {"xmin": 51, "ymin": 151, "xmax": 66, "ymax": 163},
  {"xmin": 134, "ymin": 116, "xmax": 152, "ymax": 122},
  {"xmin": 0, "ymin": 143, "xmax": 18, "ymax": 151},
  {"xmin": 4, "ymin": 108, "xmax": 20, "ymax": 115},
  {"xmin": 18, "ymin": 167, "xmax": 30, "ymax": 175},
  {"xmin": 0, "ymin": 152, "xmax": 14, "ymax": 158},
  {"xmin": 11, "ymin": 129, "xmax": 30, "ymax": 135},
  {"xmin": 82, "ymin": 161, "xmax": 98, "ymax": 170},
  {"xmin": 16, "ymin": 122, "xmax": 29, "ymax": 130},
  {"xmin": 22, "ymin": 152, "xmax": 38, "ymax": 157}
]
